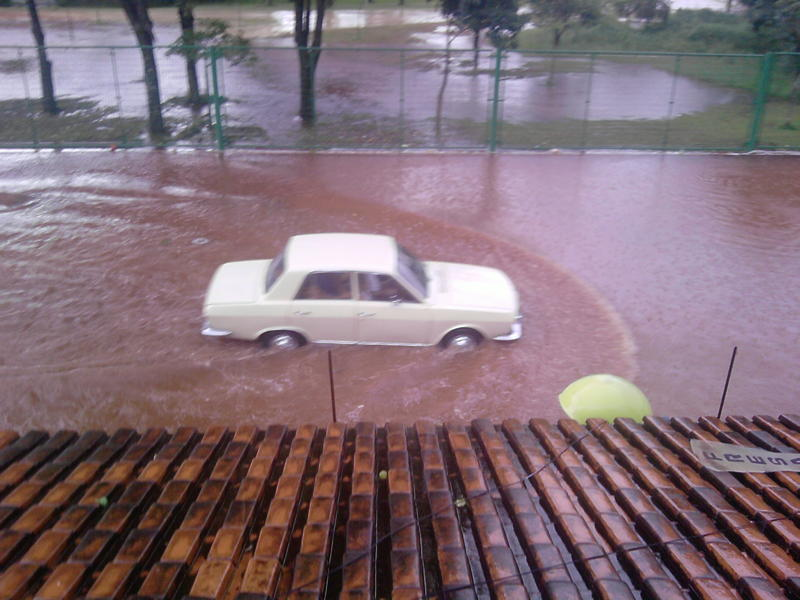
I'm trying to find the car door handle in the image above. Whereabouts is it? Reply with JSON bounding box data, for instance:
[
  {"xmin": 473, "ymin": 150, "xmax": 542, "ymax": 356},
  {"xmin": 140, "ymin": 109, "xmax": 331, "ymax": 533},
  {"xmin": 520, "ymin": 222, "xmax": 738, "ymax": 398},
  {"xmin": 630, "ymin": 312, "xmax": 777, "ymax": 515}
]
[
  {"xmin": 358, "ymin": 312, "xmax": 376, "ymax": 317},
  {"xmin": 294, "ymin": 310, "xmax": 311, "ymax": 316}
]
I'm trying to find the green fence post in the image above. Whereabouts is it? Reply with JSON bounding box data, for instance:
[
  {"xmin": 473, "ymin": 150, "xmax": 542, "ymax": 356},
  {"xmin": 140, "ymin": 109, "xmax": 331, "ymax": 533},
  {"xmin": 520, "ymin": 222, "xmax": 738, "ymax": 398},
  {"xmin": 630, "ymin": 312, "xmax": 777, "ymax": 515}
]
[
  {"xmin": 747, "ymin": 52, "xmax": 775, "ymax": 151},
  {"xmin": 488, "ymin": 50, "xmax": 503, "ymax": 152},
  {"xmin": 209, "ymin": 46, "xmax": 226, "ymax": 151}
]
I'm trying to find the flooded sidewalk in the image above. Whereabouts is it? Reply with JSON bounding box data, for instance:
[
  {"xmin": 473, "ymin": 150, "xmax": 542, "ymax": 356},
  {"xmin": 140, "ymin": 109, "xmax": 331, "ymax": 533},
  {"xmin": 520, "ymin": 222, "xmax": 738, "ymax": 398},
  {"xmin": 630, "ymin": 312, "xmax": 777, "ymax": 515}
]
[{"xmin": 0, "ymin": 151, "xmax": 797, "ymax": 431}]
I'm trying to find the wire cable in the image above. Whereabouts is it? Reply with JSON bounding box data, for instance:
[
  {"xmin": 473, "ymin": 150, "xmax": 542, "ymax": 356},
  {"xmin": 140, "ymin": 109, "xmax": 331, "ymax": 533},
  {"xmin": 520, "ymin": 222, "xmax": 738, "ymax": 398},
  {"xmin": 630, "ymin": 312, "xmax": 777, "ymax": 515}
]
[
  {"xmin": 283, "ymin": 428, "xmax": 796, "ymax": 598},
  {"xmin": 419, "ymin": 512, "xmax": 796, "ymax": 598}
]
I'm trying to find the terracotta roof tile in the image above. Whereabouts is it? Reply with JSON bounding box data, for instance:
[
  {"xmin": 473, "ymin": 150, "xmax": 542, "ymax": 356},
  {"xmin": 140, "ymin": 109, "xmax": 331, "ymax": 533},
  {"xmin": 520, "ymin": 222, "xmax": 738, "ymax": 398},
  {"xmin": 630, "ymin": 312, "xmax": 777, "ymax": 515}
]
[{"xmin": 1, "ymin": 416, "xmax": 799, "ymax": 597}]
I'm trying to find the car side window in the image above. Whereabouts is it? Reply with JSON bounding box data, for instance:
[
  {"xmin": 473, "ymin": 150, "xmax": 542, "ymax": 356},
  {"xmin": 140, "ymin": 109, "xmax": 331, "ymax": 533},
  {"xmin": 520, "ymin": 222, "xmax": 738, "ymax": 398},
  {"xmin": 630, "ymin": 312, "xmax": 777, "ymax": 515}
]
[
  {"xmin": 265, "ymin": 252, "xmax": 285, "ymax": 292},
  {"xmin": 358, "ymin": 273, "xmax": 417, "ymax": 303},
  {"xmin": 295, "ymin": 272, "xmax": 352, "ymax": 300}
]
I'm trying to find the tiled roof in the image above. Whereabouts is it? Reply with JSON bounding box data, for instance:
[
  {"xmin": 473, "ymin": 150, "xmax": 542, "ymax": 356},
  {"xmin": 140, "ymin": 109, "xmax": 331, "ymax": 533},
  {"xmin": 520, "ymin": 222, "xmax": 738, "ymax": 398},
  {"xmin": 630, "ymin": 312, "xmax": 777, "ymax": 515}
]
[{"xmin": 0, "ymin": 415, "xmax": 799, "ymax": 599}]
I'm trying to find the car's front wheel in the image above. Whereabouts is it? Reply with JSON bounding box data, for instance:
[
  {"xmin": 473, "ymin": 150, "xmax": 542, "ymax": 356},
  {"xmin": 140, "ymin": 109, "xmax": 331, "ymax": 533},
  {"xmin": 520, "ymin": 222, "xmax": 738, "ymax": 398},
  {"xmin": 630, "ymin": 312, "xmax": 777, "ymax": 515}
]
[
  {"xmin": 260, "ymin": 330, "xmax": 306, "ymax": 350},
  {"xmin": 440, "ymin": 328, "xmax": 482, "ymax": 350}
]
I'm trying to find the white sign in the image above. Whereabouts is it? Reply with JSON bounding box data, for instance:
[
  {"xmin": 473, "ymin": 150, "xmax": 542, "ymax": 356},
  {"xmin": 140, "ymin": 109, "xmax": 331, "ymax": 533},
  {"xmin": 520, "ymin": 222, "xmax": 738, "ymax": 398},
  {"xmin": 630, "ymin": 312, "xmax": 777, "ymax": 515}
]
[{"xmin": 690, "ymin": 439, "xmax": 800, "ymax": 473}]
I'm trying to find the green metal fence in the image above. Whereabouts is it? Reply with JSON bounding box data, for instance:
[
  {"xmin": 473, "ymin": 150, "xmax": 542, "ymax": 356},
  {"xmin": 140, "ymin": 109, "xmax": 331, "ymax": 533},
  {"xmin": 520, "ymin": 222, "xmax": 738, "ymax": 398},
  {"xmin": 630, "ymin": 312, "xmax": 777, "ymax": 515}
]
[{"xmin": 1, "ymin": 45, "xmax": 798, "ymax": 152}]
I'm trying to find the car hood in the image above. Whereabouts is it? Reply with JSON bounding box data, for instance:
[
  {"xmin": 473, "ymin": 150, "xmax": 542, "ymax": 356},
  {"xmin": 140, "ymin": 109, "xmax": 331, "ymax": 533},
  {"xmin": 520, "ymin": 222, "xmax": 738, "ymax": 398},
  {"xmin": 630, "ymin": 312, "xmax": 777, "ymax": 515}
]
[
  {"xmin": 204, "ymin": 259, "xmax": 270, "ymax": 306},
  {"xmin": 424, "ymin": 261, "xmax": 519, "ymax": 313}
]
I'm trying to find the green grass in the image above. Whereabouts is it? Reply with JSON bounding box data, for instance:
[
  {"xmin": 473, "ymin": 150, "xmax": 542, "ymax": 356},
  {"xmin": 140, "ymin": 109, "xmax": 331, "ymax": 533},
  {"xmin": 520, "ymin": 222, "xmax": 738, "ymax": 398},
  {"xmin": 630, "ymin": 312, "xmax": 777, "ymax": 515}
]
[
  {"xmin": 541, "ymin": 52, "xmax": 766, "ymax": 95},
  {"xmin": 0, "ymin": 97, "xmax": 145, "ymax": 145},
  {"xmin": 0, "ymin": 58, "xmax": 33, "ymax": 75},
  {"xmin": 513, "ymin": 10, "xmax": 800, "ymax": 101},
  {"xmin": 758, "ymin": 100, "xmax": 800, "ymax": 147},
  {"xmin": 231, "ymin": 96, "xmax": 800, "ymax": 150},
  {"xmin": 295, "ymin": 112, "xmax": 421, "ymax": 148},
  {"xmin": 436, "ymin": 96, "xmax": 800, "ymax": 151},
  {"xmin": 516, "ymin": 11, "xmax": 759, "ymax": 54},
  {"xmin": 0, "ymin": 96, "xmax": 269, "ymax": 147}
]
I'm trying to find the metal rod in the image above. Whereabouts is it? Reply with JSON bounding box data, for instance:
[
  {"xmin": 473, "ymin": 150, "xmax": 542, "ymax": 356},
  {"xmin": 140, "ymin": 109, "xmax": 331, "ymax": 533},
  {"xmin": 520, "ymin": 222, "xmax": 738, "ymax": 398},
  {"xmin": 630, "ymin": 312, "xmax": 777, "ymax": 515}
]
[
  {"xmin": 109, "ymin": 47, "xmax": 126, "ymax": 147},
  {"xmin": 747, "ymin": 52, "xmax": 775, "ymax": 151},
  {"xmin": 328, "ymin": 350, "xmax": 337, "ymax": 423},
  {"xmin": 209, "ymin": 47, "xmax": 225, "ymax": 151},
  {"xmin": 717, "ymin": 346, "xmax": 738, "ymax": 419},
  {"xmin": 19, "ymin": 48, "xmax": 39, "ymax": 150},
  {"xmin": 399, "ymin": 48, "xmax": 405, "ymax": 148},
  {"xmin": 662, "ymin": 55, "xmax": 681, "ymax": 150},
  {"xmin": 488, "ymin": 50, "xmax": 503, "ymax": 152},
  {"xmin": 110, "ymin": 48, "xmax": 123, "ymax": 117},
  {"xmin": 580, "ymin": 53, "xmax": 596, "ymax": 149}
]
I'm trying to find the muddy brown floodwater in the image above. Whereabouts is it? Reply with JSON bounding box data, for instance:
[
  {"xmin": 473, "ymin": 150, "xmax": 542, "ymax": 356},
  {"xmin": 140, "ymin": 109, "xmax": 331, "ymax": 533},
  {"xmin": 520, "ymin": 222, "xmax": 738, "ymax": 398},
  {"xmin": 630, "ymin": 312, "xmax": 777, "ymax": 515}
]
[{"xmin": 0, "ymin": 151, "xmax": 798, "ymax": 431}]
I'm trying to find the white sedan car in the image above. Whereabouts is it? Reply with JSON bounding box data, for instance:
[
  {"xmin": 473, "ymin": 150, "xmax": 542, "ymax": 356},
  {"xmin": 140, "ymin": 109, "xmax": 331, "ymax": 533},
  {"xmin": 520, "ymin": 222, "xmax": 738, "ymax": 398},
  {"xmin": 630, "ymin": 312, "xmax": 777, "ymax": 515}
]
[{"xmin": 202, "ymin": 233, "xmax": 522, "ymax": 350}]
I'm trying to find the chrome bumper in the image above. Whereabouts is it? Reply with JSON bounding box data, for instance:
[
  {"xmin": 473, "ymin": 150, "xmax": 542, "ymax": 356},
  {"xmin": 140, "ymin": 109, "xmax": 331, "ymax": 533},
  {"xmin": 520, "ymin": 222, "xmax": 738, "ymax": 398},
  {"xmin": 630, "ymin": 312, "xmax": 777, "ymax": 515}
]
[
  {"xmin": 493, "ymin": 317, "xmax": 522, "ymax": 342},
  {"xmin": 201, "ymin": 321, "xmax": 232, "ymax": 337}
]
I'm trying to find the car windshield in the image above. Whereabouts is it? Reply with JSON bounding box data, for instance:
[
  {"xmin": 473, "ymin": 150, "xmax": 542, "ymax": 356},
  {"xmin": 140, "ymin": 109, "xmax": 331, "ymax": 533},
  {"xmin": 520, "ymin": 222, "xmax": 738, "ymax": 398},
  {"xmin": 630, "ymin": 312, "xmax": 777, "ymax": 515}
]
[
  {"xmin": 265, "ymin": 251, "xmax": 285, "ymax": 292},
  {"xmin": 397, "ymin": 243, "xmax": 427, "ymax": 298}
]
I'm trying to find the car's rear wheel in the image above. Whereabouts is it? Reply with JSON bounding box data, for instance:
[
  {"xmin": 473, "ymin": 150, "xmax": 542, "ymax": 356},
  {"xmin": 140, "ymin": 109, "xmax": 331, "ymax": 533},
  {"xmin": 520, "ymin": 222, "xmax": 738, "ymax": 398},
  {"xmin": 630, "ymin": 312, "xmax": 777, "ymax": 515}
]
[
  {"xmin": 440, "ymin": 328, "xmax": 482, "ymax": 350},
  {"xmin": 261, "ymin": 331, "xmax": 305, "ymax": 350}
]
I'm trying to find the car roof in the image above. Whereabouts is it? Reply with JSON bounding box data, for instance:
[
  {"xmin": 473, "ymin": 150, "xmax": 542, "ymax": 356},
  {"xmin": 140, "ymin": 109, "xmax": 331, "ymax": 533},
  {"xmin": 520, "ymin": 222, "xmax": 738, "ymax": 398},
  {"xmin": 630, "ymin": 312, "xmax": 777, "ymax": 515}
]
[{"xmin": 285, "ymin": 233, "xmax": 398, "ymax": 273}]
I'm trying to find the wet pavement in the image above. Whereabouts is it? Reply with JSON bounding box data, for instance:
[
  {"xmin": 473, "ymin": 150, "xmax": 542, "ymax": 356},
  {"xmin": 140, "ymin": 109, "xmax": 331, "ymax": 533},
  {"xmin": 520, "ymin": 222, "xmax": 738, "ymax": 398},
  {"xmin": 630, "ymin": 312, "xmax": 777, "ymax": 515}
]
[{"xmin": 0, "ymin": 151, "xmax": 797, "ymax": 431}]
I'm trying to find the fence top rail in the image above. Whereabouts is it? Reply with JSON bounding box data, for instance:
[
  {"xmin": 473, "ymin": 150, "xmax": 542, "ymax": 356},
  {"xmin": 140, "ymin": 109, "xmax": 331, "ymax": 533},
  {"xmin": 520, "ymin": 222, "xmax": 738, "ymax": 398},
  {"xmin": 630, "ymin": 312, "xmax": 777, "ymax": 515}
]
[
  {"xmin": 513, "ymin": 49, "xmax": 766, "ymax": 58},
  {"xmin": 0, "ymin": 44, "xmax": 776, "ymax": 59}
]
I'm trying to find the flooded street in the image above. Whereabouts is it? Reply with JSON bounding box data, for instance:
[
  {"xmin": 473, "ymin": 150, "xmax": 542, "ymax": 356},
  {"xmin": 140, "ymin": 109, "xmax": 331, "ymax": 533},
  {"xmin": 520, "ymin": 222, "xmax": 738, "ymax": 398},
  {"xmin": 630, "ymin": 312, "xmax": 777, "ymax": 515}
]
[{"xmin": 0, "ymin": 151, "xmax": 797, "ymax": 431}]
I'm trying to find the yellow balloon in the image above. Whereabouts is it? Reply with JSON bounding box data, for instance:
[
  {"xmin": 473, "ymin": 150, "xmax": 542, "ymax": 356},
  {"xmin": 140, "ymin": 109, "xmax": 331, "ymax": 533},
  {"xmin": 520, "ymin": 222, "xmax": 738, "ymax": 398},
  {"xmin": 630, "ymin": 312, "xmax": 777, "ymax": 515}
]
[{"xmin": 559, "ymin": 374, "xmax": 652, "ymax": 424}]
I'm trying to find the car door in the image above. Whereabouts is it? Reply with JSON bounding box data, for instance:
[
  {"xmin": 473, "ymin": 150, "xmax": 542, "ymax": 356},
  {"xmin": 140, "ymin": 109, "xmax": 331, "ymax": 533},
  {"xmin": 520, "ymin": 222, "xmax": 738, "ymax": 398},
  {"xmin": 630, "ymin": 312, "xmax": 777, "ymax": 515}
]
[
  {"xmin": 290, "ymin": 271, "xmax": 357, "ymax": 342},
  {"xmin": 355, "ymin": 272, "xmax": 432, "ymax": 344}
]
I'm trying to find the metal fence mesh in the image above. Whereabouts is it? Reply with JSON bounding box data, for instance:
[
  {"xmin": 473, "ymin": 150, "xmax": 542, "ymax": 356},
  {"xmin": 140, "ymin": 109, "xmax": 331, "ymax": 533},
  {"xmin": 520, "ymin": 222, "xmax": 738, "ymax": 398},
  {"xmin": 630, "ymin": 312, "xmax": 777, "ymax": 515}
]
[
  {"xmin": 0, "ymin": 45, "xmax": 798, "ymax": 151},
  {"xmin": 760, "ymin": 53, "xmax": 800, "ymax": 150}
]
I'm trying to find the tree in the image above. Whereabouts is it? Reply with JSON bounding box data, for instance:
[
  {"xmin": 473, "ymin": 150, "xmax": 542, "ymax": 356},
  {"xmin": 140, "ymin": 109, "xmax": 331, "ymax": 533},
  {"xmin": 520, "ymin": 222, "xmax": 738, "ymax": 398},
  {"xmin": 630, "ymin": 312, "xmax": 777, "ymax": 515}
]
[
  {"xmin": 175, "ymin": 0, "xmax": 201, "ymax": 106},
  {"xmin": 294, "ymin": 0, "xmax": 328, "ymax": 125},
  {"xmin": 26, "ymin": 0, "xmax": 59, "ymax": 114},
  {"xmin": 614, "ymin": 0, "xmax": 670, "ymax": 26},
  {"xmin": 120, "ymin": 0, "xmax": 166, "ymax": 137},
  {"xmin": 486, "ymin": 4, "xmax": 530, "ymax": 50},
  {"xmin": 167, "ymin": 0, "xmax": 254, "ymax": 106},
  {"xmin": 740, "ymin": 0, "xmax": 800, "ymax": 54},
  {"xmin": 440, "ymin": 0, "xmax": 527, "ymax": 64},
  {"xmin": 529, "ymin": 0, "xmax": 603, "ymax": 47},
  {"xmin": 435, "ymin": 21, "xmax": 467, "ymax": 142},
  {"xmin": 169, "ymin": 2, "xmax": 254, "ymax": 106}
]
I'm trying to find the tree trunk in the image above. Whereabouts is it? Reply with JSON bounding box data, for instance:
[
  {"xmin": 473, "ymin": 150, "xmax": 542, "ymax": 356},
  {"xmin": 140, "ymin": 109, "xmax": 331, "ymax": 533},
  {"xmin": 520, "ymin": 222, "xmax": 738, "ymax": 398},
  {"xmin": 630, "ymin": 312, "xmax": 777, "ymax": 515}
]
[
  {"xmin": 473, "ymin": 29, "xmax": 480, "ymax": 68},
  {"xmin": 435, "ymin": 25, "xmax": 455, "ymax": 144},
  {"xmin": 553, "ymin": 27, "xmax": 563, "ymax": 48},
  {"xmin": 185, "ymin": 55, "xmax": 200, "ymax": 105},
  {"xmin": 178, "ymin": 0, "xmax": 201, "ymax": 105},
  {"xmin": 26, "ymin": 0, "xmax": 59, "ymax": 114},
  {"xmin": 141, "ymin": 45, "xmax": 165, "ymax": 136},
  {"xmin": 294, "ymin": 0, "xmax": 326, "ymax": 125},
  {"xmin": 121, "ymin": 0, "xmax": 166, "ymax": 138},
  {"xmin": 297, "ymin": 48, "xmax": 319, "ymax": 124}
]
